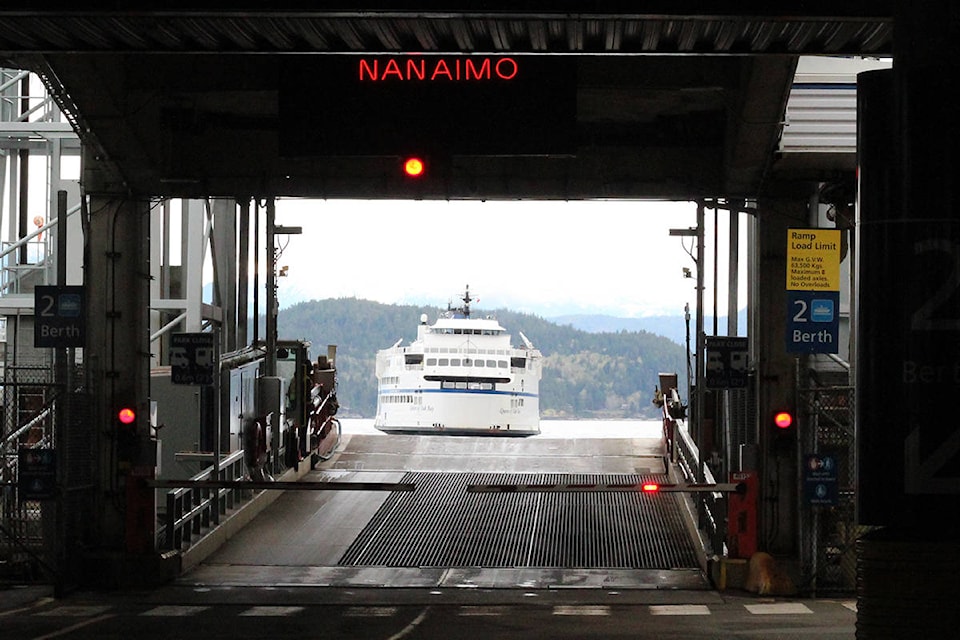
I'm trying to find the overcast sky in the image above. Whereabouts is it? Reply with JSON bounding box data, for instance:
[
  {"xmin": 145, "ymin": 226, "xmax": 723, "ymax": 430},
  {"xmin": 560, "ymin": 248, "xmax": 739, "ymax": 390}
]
[{"xmin": 271, "ymin": 198, "xmax": 748, "ymax": 319}]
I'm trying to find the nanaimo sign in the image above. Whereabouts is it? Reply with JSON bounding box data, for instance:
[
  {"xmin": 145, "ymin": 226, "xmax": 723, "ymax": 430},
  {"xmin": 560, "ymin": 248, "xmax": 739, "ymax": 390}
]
[
  {"xmin": 280, "ymin": 55, "xmax": 576, "ymax": 157},
  {"xmin": 358, "ymin": 56, "xmax": 519, "ymax": 82}
]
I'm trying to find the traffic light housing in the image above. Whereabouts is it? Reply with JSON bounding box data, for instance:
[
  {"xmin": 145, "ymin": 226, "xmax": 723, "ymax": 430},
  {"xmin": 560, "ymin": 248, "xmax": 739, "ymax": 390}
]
[
  {"xmin": 771, "ymin": 408, "xmax": 796, "ymax": 449},
  {"xmin": 115, "ymin": 400, "xmax": 140, "ymax": 468}
]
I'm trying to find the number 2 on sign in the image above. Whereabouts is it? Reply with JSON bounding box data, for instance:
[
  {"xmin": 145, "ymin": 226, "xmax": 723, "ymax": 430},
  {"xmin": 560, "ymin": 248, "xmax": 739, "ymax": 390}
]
[
  {"xmin": 38, "ymin": 293, "xmax": 56, "ymax": 317},
  {"xmin": 792, "ymin": 298, "xmax": 808, "ymax": 323},
  {"xmin": 910, "ymin": 238, "xmax": 960, "ymax": 331}
]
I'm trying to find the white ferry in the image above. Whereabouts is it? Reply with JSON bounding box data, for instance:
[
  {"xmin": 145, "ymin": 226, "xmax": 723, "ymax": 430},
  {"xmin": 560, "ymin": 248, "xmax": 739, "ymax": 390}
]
[{"xmin": 374, "ymin": 287, "xmax": 541, "ymax": 436}]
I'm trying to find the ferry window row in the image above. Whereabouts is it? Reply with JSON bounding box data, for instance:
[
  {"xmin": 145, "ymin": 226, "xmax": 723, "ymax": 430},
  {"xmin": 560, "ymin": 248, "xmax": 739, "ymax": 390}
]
[
  {"xmin": 431, "ymin": 328, "xmax": 502, "ymax": 335},
  {"xmin": 381, "ymin": 393, "xmax": 423, "ymax": 404},
  {"xmin": 380, "ymin": 376, "xmax": 400, "ymax": 386},
  {"xmin": 441, "ymin": 381, "xmax": 495, "ymax": 390},
  {"xmin": 424, "ymin": 347, "xmax": 509, "ymax": 355},
  {"xmin": 426, "ymin": 358, "xmax": 508, "ymax": 368}
]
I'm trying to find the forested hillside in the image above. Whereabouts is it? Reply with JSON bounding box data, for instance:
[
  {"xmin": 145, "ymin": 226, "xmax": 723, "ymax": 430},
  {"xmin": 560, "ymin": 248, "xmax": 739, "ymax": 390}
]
[{"xmin": 278, "ymin": 298, "xmax": 688, "ymax": 419}]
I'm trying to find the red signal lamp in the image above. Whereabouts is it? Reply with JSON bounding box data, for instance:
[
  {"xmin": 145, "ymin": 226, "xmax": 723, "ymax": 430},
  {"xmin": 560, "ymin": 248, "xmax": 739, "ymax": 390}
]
[
  {"xmin": 773, "ymin": 410, "xmax": 794, "ymax": 430},
  {"xmin": 641, "ymin": 483, "xmax": 660, "ymax": 493},
  {"xmin": 403, "ymin": 157, "xmax": 425, "ymax": 178},
  {"xmin": 117, "ymin": 407, "xmax": 136, "ymax": 425}
]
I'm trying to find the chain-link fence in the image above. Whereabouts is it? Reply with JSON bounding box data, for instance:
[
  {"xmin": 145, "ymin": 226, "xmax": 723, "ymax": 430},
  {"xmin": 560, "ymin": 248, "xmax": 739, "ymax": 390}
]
[
  {"xmin": 2, "ymin": 340, "xmax": 91, "ymax": 585},
  {"xmin": 799, "ymin": 380, "xmax": 870, "ymax": 594}
]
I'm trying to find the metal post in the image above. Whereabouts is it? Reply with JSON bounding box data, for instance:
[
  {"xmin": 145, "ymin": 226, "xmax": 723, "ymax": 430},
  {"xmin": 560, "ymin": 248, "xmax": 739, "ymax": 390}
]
[
  {"xmin": 54, "ymin": 189, "xmax": 68, "ymax": 595},
  {"xmin": 252, "ymin": 201, "xmax": 259, "ymax": 347},
  {"xmin": 265, "ymin": 198, "xmax": 276, "ymax": 378},
  {"xmin": 725, "ymin": 203, "xmax": 740, "ymax": 476},
  {"xmin": 695, "ymin": 201, "xmax": 707, "ymax": 528},
  {"xmin": 237, "ymin": 199, "xmax": 250, "ymax": 348}
]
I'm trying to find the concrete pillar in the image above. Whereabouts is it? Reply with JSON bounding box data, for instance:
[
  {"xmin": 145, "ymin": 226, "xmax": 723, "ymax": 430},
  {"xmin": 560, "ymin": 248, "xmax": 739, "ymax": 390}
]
[
  {"xmin": 754, "ymin": 196, "xmax": 808, "ymax": 556},
  {"xmin": 854, "ymin": 2, "xmax": 960, "ymax": 637},
  {"xmin": 83, "ymin": 190, "xmax": 152, "ymax": 555}
]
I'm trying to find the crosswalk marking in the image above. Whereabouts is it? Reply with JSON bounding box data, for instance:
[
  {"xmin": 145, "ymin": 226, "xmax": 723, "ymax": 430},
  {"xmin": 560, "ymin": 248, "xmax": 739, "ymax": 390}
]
[
  {"xmin": 459, "ymin": 606, "xmax": 511, "ymax": 616},
  {"xmin": 38, "ymin": 605, "xmax": 112, "ymax": 617},
  {"xmin": 344, "ymin": 606, "xmax": 397, "ymax": 617},
  {"xmin": 239, "ymin": 606, "xmax": 305, "ymax": 617},
  {"xmin": 22, "ymin": 599, "xmax": 856, "ymax": 620},
  {"xmin": 553, "ymin": 605, "xmax": 611, "ymax": 616},
  {"xmin": 650, "ymin": 604, "xmax": 711, "ymax": 616},
  {"xmin": 141, "ymin": 605, "xmax": 211, "ymax": 616},
  {"xmin": 745, "ymin": 602, "xmax": 813, "ymax": 615}
]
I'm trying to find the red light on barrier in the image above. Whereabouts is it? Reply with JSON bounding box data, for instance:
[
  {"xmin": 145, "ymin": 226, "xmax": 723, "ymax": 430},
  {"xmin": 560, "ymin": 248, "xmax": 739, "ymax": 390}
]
[
  {"xmin": 117, "ymin": 407, "xmax": 136, "ymax": 425},
  {"xmin": 641, "ymin": 483, "xmax": 660, "ymax": 493},
  {"xmin": 773, "ymin": 411, "xmax": 793, "ymax": 429},
  {"xmin": 403, "ymin": 157, "xmax": 425, "ymax": 177}
]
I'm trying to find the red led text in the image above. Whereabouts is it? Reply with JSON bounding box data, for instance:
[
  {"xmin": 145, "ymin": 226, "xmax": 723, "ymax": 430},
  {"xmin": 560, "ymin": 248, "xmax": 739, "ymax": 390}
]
[{"xmin": 358, "ymin": 57, "xmax": 519, "ymax": 82}]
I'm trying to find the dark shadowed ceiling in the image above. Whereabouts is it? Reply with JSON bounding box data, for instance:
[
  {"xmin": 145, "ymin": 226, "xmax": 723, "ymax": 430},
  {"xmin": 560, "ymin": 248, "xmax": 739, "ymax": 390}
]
[{"xmin": 0, "ymin": 5, "xmax": 893, "ymax": 200}]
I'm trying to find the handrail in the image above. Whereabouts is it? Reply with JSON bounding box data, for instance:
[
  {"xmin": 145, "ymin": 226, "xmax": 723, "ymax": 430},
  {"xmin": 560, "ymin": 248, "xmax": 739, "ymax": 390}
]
[
  {"xmin": 0, "ymin": 201, "xmax": 81, "ymax": 262},
  {"xmin": 160, "ymin": 449, "xmax": 250, "ymax": 551},
  {"xmin": 671, "ymin": 416, "xmax": 727, "ymax": 557},
  {"xmin": 150, "ymin": 311, "xmax": 187, "ymax": 343}
]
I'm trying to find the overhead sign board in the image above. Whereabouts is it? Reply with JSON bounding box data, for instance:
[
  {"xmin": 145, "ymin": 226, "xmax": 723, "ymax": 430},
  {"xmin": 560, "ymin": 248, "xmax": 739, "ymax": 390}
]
[
  {"xmin": 34, "ymin": 285, "xmax": 85, "ymax": 348},
  {"xmin": 170, "ymin": 332, "xmax": 216, "ymax": 385},
  {"xmin": 279, "ymin": 55, "xmax": 577, "ymax": 157},
  {"xmin": 786, "ymin": 228, "xmax": 841, "ymax": 291}
]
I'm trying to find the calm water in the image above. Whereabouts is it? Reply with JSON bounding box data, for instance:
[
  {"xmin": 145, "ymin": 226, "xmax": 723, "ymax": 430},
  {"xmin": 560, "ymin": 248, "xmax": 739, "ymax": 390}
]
[{"xmin": 338, "ymin": 418, "xmax": 663, "ymax": 439}]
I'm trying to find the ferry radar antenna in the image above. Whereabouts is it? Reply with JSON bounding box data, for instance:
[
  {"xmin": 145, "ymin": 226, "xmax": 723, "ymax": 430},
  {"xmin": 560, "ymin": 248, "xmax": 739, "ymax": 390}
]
[
  {"xmin": 448, "ymin": 285, "xmax": 473, "ymax": 318},
  {"xmin": 461, "ymin": 285, "xmax": 472, "ymax": 318}
]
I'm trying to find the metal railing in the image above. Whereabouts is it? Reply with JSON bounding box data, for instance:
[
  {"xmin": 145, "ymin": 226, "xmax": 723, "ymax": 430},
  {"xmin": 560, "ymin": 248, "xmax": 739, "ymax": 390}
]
[
  {"xmin": 160, "ymin": 449, "xmax": 251, "ymax": 551},
  {"xmin": 672, "ymin": 420, "xmax": 727, "ymax": 556}
]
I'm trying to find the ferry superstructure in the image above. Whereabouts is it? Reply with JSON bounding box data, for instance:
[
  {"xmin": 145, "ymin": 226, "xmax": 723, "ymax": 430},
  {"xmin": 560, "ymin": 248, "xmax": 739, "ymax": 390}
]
[{"xmin": 374, "ymin": 288, "xmax": 541, "ymax": 436}]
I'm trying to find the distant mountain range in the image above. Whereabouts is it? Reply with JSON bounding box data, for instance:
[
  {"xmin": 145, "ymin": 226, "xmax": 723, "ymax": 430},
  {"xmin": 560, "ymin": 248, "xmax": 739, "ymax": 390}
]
[
  {"xmin": 277, "ymin": 298, "xmax": 691, "ymax": 420},
  {"xmin": 548, "ymin": 309, "xmax": 747, "ymax": 346}
]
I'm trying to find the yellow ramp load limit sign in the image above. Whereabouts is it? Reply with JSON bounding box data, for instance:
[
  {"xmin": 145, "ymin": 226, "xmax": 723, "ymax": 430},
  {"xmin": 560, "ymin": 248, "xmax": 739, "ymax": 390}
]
[{"xmin": 786, "ymin": 229, "xmax": 841, "ymax": 291}]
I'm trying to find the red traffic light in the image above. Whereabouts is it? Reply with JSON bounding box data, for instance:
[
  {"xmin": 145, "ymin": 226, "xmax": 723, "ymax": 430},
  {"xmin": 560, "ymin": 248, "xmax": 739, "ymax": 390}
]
[
  {"xmin": 773, "ymin": 410, "xmax": 794, "ymax": 429},
  {"xmin": 403, "ymin": 157, "xmax": 425, "ymax": 177},
  {"xmin": 117, "ymin": 407, "xmax": 136, "ymax": 425}
]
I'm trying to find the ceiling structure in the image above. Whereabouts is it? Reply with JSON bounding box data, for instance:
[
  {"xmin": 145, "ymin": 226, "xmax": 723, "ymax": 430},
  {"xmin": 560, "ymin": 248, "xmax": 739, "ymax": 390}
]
[{"xmin": 0, "ymin": 4, "xmax": 893, "ymax": 200}]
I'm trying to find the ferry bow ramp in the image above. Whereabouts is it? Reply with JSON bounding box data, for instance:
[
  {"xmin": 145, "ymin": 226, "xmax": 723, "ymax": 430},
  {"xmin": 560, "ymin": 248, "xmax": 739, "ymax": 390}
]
[{"xmin": 187, "ymin": 431, "xmax": 708, "ymax": 591}]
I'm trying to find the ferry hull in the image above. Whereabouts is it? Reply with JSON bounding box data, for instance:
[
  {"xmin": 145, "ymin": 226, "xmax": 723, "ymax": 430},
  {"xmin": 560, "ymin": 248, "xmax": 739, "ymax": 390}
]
[{"xmin": 374, "ymin": 388, "xmax": 539, "ymax": 436}]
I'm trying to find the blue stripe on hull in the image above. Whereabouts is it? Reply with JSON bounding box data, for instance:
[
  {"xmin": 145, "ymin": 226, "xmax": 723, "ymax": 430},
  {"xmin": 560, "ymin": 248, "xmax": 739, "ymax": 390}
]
[
  {"xmin": 375, "ymin": 425, "xmax": 539, "ymax": 437},
  {"xmin": 381, "ymin": 388, "xmax": 538, "ymax": 398}
]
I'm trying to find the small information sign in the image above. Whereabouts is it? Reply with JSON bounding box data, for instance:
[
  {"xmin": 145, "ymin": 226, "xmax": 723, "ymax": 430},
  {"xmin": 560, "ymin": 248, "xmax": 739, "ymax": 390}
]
[
  {"xmin": 18, "ymin": 448, "xmax": 57, "ymax": 501},
  {"xmin": 170, "ymin": 332, "xmax": 216, "ymax": 385},
  {"xmin": 786, "ymin": 228, "xmax": 842, "ymax": 291},
  {"xmin": 786, "ymin": 291, "xmax": 840, "ymax": 354},
  {"xmin": 704, "ymin": 336, "xmax": 749, "ymax": 389},
  {"xmin": 803, "ymin": 454, "xmax": 839, "ymax": 506},
  {"xmin": 34, "ymin": 285, "xmax": 85, "ymax": 348}
]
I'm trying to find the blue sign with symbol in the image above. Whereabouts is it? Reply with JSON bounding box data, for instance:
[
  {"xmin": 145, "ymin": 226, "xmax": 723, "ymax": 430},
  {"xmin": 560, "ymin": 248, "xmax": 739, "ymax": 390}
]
[
  {"xmin": 34, "ymin": 285, "xmax": 86, "ymax": 348},
  {"xmin": 803, "ymin": 454, "xmax": 839, "ymax": 506},
  {"xmin": 787, "ymin": 291, "xmax": 839, "ymax": 354}
]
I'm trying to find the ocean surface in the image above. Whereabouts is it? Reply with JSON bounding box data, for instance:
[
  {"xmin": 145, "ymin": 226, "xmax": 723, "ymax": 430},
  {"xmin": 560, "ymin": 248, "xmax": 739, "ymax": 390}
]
[{"xmin": 338, "ymin": 418, "xmax": 663, "ymax": 439}]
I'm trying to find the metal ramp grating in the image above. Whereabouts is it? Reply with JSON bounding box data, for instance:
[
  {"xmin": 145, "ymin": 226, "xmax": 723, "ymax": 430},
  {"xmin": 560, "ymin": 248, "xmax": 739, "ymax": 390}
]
[{"xmin": 339, "ymin": 472, "xmax": 699, "ymax": 569}]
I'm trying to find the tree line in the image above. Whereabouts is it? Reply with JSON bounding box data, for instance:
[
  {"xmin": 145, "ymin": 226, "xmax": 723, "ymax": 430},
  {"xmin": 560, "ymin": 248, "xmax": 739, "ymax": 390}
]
[{"xmin": 278, "ymin": 297, "xmax": 688, "ymax": 419}]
